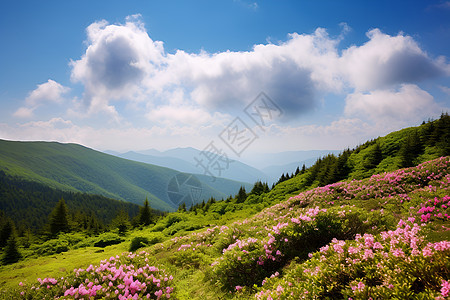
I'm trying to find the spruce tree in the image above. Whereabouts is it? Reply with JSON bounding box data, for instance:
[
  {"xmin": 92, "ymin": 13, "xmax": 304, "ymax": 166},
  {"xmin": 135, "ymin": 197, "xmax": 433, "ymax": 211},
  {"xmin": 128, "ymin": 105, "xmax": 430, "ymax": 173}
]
[
  {"xmin": 0, "ymin": 219, "xmax": 14, "ymax": 248},
  {"xmin": 139, "ymin": 198, "xmax": 153, "ymax": 226},
  {"xmin": 301, "ymin": 164, "xmax": 306, "ymax": 174},
  {"xmin": 112, "ymin": 209, "xmax": 131, "ymax": 235},
  {"xmin": 399, "ymin": 130, "xmax": 423, "ymax": 168},
  {"xmin": 236, "ymin": 186, "xmax": 247, "ymax": 203},
  {"xmin": 364, "ymin": 142, "xmax": 383, "ymax": 170},
  {"xmin": 49, "ymin": 198, "xmax": 70, "ymax": 235},
  {"xmin": 178, "ymin": 202, "xmax": 187, "ymax": 212},
  {"xmin": 1, "ymin": 234, "xmax": 21, "ymax": 265}
]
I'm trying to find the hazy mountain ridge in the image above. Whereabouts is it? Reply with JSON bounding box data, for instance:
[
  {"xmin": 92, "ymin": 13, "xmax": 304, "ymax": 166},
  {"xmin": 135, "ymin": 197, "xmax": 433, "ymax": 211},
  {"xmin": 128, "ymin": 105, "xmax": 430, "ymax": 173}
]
[
  {"xmin": 105, "ymin": 148, "xmax": 341, "ymax": 184},
  {"xmin": 0, "ymin": 140, "xmax": 252, "ymax": 211}
]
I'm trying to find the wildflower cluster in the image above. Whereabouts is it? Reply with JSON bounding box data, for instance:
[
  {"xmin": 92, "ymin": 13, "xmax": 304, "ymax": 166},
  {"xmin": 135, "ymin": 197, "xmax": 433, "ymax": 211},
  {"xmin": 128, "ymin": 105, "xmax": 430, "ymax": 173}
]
[
  {"xmin": 208, "ymin": 205, "xmax": 376, "ymax": 291},
  {"xmin": 257, "ymin": 220, "xmax": 450, "ymax": 299},
  {"xmin": 16, "ymin": 251, "xmax": 174, "ymax": 299},
  {"xmin": 287, "ymin": 157, "xmax": 449, "ymax": 206},
  {"xmin": 418, "ymin": 195, "xmax": 450, "ymax": 222}
]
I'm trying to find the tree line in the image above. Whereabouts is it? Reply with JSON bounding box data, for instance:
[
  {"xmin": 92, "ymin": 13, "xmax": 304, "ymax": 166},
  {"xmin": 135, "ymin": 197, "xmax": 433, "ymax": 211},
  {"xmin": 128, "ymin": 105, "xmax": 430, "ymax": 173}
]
[{"xmin": 0, "ymin": 196, "xmax": 159, "ymax": 265}]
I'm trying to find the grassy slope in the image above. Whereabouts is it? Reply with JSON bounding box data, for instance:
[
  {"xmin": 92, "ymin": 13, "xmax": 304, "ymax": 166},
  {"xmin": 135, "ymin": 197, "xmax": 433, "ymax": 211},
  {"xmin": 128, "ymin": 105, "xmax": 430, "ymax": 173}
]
[
  {"xmin": 0, "ymin": 140, "xmax": 251, "ymax": 211},
  {"xmin": 1, "ymin": 157, "xmax": 448, "ymax": 298},
  {"xmin": 268, "ymin": 119, "xmax": 449, "ymax": 205}
]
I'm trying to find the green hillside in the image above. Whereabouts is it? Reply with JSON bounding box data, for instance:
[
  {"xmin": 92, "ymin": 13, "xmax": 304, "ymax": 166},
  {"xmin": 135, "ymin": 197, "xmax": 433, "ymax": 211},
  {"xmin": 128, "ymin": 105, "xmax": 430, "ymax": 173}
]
[
  {"xmin": 0, "ymin": 140, "xmax": 251, "ymax": 211},
  {"xmin": 1, "ymin": 156, "xmax": 448, "ymax": 299},
  {"xmin": 0, "ymin": 171, "xmax": 141, "ymax": 230},
  {"xmin": 271, "ymin": 113, "xmax": 450, "ymax": 202}
]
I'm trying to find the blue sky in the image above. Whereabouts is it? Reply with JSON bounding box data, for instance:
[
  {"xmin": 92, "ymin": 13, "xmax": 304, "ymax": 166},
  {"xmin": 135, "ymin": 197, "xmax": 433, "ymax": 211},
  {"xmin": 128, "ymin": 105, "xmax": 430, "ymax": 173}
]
[{"xmin": 0, "ymin": 0, "xmax": 449, "ymax": 159}]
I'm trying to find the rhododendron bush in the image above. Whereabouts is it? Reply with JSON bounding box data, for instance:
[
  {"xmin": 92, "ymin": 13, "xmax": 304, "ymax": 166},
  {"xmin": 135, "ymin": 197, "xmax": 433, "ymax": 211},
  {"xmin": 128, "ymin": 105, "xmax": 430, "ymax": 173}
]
[
  {"xmin": 16, "ymin": 251, "xmax": 174, "ymax": 299},
  {"xmin": 256, "ymin": 220, "xmax": 450, "ymax": 299}
]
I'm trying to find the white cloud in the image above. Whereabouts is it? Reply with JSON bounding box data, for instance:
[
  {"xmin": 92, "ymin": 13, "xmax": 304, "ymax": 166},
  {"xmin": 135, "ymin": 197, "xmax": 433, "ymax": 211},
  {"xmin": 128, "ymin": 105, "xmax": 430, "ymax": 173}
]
[
  {"xmin": 13, "ymin": 79, "xmax": 70, "ymax": 118},
  {"xmin": 340, "ymin": 29, "xmax": 448, "ymax": 91},
  {"xmin": 68, "ymin": 17, "xmax": 449, "ymax": 126},
  {"xmin": 13, "ymin": 107, "xmax": 35, "ymax": 118},
  {"xmin": 70, "ymin": 15, "xmax": 165, "ymax": 116},
  {"xmin": 10, "ymin": 18, "xmax": 449, "ymax": 153},
  {"xmin": 344, "ymin": 84, "xmax": 441, "ymax": 127},
  {"xmin": 146, "ymin": 105, "xmax": 231, "ymax": 126},
  {"xmin": 0, "ymin": 118, "xmax": 217, "ymax": 153},
  {"xmin": 163, "ymin": 28, "xmax": 343, "ymax": 118}
]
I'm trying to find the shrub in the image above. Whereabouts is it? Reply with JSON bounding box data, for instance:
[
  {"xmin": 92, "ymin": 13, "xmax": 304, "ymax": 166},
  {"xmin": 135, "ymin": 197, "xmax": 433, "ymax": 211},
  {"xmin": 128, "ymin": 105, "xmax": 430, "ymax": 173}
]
[
  {"xmin": 32, "ymin": 238, "xmax": 69, "ymax": 255},
  {"xmin": 147, "ymin": 232, "xmax": 165, "ymax": 245},
  {"xmin": 129, "ymin": 236, "xmax": 149, "ymax": 252},
  {"xmin": 14, "ymin": 251, "xmax": 175, "ymax": 299},
  {"xmin": 93, "ymin": 232, "xmax": 124, "ymax": 248},
  {"xmin": 257, "ymin": 220, "xmax": 450, "ymax": 299}
]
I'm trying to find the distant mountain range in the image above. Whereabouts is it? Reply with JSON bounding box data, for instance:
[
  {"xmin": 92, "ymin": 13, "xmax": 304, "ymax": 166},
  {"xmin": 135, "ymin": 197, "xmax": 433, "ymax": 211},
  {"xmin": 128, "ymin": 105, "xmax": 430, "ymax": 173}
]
[
  {"xmin": 105, "ymin": 148, "xmax": 340, "ymax": 184},
  {"xmin": 0, "ymin": 140, "xmax": 253, "ymax": 211}
]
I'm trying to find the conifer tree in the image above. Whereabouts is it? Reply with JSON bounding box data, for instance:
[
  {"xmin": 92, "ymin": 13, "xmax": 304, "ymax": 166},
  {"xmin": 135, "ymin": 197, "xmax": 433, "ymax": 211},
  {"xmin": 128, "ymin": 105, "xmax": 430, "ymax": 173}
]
[
  {"xmin": 236, "ymin": 186, "xmax": 247, "ymax": 203},
  {"xmin": 49, "ymin": 198, "xmax": 70, "ymax": 235},
  {"xmin": 178, "ymin": 202, "xmax": 187, "ymax": 212},
  {"xmin": 301, "ymin": 164, "xmax": 306, "ymax": 174},
  {"xmin": 139, "ymin": 198, "xmax": 153, "ymax": 226},
  {"xmin": 112, "ymin": 209, "xmax": 131, "ymax": 235},
  {"xmin": 399, "ymin": 130, "xmax": 423, "ymax": 168},
  {"xmin": 1, "ymin": 234, "xmax": 21, "ymax": 265},
  {"xmin": 364, "ymin": 142, "xmax": 383, "ymax": 170},
  {"xmin": 0, "ymin": 218, "xmax": 14, "ymax": 248}
]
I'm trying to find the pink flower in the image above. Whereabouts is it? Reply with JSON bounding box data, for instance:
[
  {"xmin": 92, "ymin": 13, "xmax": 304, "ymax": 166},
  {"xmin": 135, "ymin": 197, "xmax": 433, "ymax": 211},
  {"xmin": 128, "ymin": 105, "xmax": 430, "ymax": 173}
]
[
  {"xmin": 441, "ymin": 280, "xmax": 449, "ymax": 297},
  {"xmin": 422, "ymin": 247, "xmax": 433, "ymax": 257}
]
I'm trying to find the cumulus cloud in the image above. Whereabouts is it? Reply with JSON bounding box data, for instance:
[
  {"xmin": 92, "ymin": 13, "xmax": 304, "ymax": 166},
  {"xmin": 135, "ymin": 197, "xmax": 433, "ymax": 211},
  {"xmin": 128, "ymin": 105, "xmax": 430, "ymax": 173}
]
[
  {"xmin": 344, "ymin": 84, "xmax": 441, "ymax": 127},
  {"xmin": 149, "ymin": 28, "xmax": 344, "ymax": 119},
  {"xmin": 70, "ymin": 15, "xmax": 164, "ymax": 116},
  {"xmin": 13, "ymin": 79, "xmax": 70, "ymax": 118},
  {"xmin": 69, "ymin": 17, "xmax": 449, "ymax": 124},
  {"xmin": 74, "ymin": 17, "xmax": 450, "ymax": 124},
  {"xmin": 340, "ymin": 29, "xmax": 448, "ymax": 91}
]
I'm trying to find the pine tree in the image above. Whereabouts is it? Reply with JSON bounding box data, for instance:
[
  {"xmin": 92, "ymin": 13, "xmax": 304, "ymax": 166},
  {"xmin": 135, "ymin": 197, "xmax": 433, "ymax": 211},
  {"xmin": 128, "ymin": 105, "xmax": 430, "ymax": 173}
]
[
  {"xmin": 1, "ymin": 234, "xmax": 21, "ymax": 265},
  {"xmin": 139, "ymin": 198, "xmax": 153, "ymax": 226},
  {"xmin": 236, "ymin": 186, "xmax": 247, "ymax": 203},
  {"xmin": 364, "ymin": 142, "xmax": 383, "ymax": 170},
  {"xmin": 399, "ymin": 130, "xmax": 423, "ymax": 168},
  {"xmin": 49, "ymin": 198, "xmax": 70, "ymax": 235},
  {"xmin": 112, "ymin": 209, "xmax": 131, "ymax": 235},
  {"xmin": 178, "ymin": 202, "xmax": 187, "ymax": 212},
  {"xmin": 301, "ymin": 164, "xmax": 306, "ymax": 174},
  {"xmin": 335, "ymin": 149, "xmax": 351, "ymax": 181},
  {"xmin": 0, "ymin": 219, "xmax": 14, "ymax": 248}
]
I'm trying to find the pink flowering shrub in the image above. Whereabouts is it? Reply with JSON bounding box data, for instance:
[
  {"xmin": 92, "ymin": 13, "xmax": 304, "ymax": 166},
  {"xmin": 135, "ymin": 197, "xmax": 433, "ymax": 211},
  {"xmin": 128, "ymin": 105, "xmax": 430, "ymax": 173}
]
[
  {"xmin": 287, "ymin": 157, "xmax": 449, "ymax": 207},
  {"xmin": 207, "ymin": 206, "xmax": 378, "ymax": 291},
  {"xmin": 16, "ymin": 251, "xmax": 174, "ymax": 299},
  {"xmin": 417, "ymin": 196, "xmax": 450, "ymax": 223},
  {"xmin": 168, "ymin": 241, "xmax": 213, "ymax": 268},
  {"xmin": 257, "ymin": 220, "xmax": 450, "ymax": 299}
]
